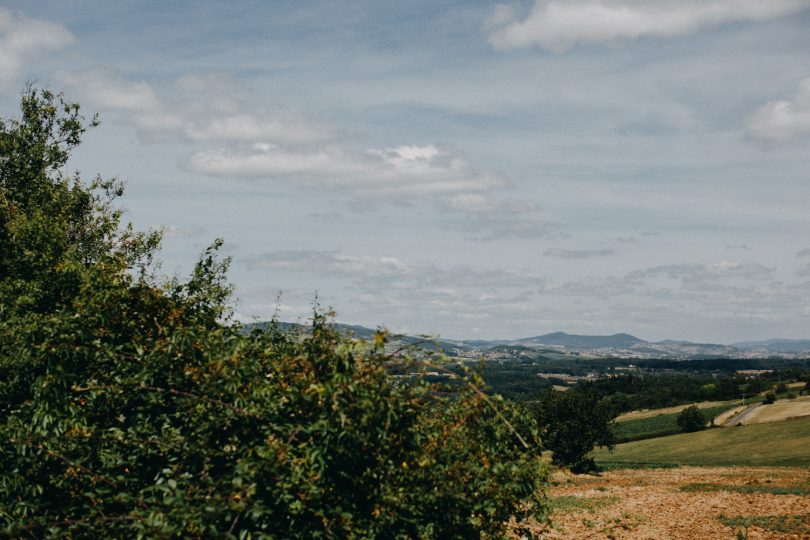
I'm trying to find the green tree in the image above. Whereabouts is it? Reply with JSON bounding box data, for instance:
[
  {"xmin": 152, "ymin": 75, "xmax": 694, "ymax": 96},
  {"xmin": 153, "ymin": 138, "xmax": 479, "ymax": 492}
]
[
  {"xmin": 676, "ymin": 405, "xmax": 707, "ymax": 433},
  {"xmin": 0, "ymin": 88, "xmax": 549, "ymax": 538},
  {"xmin": 533, "ymin": 389, "xmax": 616, "ymax": 473}
]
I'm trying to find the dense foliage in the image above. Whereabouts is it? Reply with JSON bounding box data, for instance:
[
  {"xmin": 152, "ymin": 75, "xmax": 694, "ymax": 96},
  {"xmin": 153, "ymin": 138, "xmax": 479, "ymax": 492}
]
[
  {"xmin": 577, "ymin": 373, "xmax": 765, "ymax": 413},
  {"xmin": 473, "ymin": 358, "xmax": 805, "ymax": 406},
  {"xmin": 532, "ymin": 389, "xmax": 615, "ymax": 473},
  {"xmin": 471, "ymin": 360, "xmax": 556, "ymax": 401},
  {"xmin": 0, "ymin": 88, "xmax": 548, "ymax": 538}
]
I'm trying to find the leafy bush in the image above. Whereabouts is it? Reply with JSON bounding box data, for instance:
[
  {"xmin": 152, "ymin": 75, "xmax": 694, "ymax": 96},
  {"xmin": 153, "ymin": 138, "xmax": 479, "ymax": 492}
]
[
  {"xmin": 762, "ymin": 392, "xmax": 777, "ymax": 405},
  {"xmin": 0, "ymin": 87, "xmax": 548, "ymax": 538},
  {"xmin": 676, "ymin": 406, "xmax": 707, "ymax": 433}
]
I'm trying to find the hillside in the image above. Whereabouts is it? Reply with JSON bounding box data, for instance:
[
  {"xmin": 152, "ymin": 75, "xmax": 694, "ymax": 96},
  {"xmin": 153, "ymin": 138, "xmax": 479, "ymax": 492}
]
[
  {"xmin": 594, "ymin": 416, "xmax": 810, "ymax": 468},
  {"xmin": 734, "ymin": 338, "xmax": 810, "ymax": 353},
  {"xmin": 515, "ymin": 332, "xmax": 644, "ymax": 349}
]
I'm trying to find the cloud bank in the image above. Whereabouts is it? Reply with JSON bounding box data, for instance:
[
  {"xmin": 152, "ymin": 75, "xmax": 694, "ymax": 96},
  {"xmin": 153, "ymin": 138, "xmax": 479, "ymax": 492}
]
[
  {"xmin": 188, "ymin": 143, "xmax": 507, "ymax": 198},
  {"xmin": 486, "ymin": 0, "xmax": 810, "ymax": 51},
  {"xmin": 58, "ymin": 69, "xmax": 335, "ymax": 145},
  {"xmin": 60, "ymin": 69, "xmax": 548, "ymax": 239}
]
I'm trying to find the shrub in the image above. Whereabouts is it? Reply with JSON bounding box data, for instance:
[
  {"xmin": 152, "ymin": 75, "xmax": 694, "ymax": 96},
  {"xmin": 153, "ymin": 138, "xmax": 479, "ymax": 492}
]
[
  {"xmin": 0, "ymin": 88, "xmax": 549, "ymax": 538},
  {"xmin": 762, "ymin": 392, "xmax": 777, "ymax": 405},
  {"xmin": 676, "ymin": 406, "xmax": 707, "ymax": 433}
]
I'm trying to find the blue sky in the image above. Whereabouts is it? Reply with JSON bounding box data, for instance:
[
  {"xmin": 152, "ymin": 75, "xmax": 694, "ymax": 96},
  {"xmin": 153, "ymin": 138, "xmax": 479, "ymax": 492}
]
[{"xmin": 3, "ymin": 1, "xmax": 810, "ymax": 342}]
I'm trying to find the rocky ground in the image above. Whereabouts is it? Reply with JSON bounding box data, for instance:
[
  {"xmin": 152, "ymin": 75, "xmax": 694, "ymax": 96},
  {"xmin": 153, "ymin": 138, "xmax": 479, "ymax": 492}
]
[{"xmin": 527, "ymin": 467, "xmax": 810, "ymax": 539}]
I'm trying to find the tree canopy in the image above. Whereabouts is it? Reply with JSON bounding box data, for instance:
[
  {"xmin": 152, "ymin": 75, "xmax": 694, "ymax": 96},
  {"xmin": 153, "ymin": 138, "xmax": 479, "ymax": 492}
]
[
  {"xmin": 0, "ymin": 87, "xmax": 549, "ymax": 538},
  {"xmin": 532, "ymin": 388, "xmax": 616, "ymax": 473},
  {"xmin": 676, "ymin": 405, "xmax": 707, "ymax": 433}
]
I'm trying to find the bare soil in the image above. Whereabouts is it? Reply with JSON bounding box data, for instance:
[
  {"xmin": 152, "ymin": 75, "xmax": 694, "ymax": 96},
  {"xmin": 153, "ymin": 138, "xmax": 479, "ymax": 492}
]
[{"xmin": 528, "ymin": 467, "xmax": 810, "ymax": 539}]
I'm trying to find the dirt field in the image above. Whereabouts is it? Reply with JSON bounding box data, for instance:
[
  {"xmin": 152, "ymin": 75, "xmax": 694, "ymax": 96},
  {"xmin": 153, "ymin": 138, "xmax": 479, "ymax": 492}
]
[{"xmin": 530, "ymin": 467, "xmax": 810, "ymax": 539}]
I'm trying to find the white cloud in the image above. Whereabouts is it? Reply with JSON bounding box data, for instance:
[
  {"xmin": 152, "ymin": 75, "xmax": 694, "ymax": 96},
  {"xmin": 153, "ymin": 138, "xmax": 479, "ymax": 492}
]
[
  {"xmin": 58, "ymin": 69, "xmax": 334, "ymax": 145},
  {"xmin": 59, "ymin": 69, "xmax": 161, "ymax": 112},
  {"xmin": 486, "ymin": 0, "xmax": 810, "ymax": 51},
  {"xmin": 159, "ymin": 225, "xmax": 206, "ymax": 239},
  {"xmin": 441, "ymin": 193, "xmax": 536, "ymax": 214},
  {"xmin": 185, "ymin": 110, "xmax": 334, "ymax": 144},
  {"xmin": 188, "ymin": 142, "xmax": 507, "ymax": 198},
  {"xmin": 58, "ymin": 69, "xmax": 545, "ymax": 239},
  {"xmin": 59, "ymin": 69, "xmax": 513, "ymax": 203},
  {"xmin": 0, "ymin": 8, "xmax": 73, "ymax": 88},
  {"xmin": 544, "ymin": 248, "xmax": 614, "ymax": 258},
  {"xmin": 246, "ymin": 250, "xmax": 546, "ymax": 290},
  {"xmin": 248, "ymin": 250, "xmax": 415, "ymax": 279},
  {"xmin": 552, "ymin": 261, "xmax": 776, "ymax": 300},
  {"xmin": 746, "ymin": 77, "xmax": 810, "ymax": 142},
  {"xmin": 439, "ymin": 195, "xmax": 550, "ymax": 240}
]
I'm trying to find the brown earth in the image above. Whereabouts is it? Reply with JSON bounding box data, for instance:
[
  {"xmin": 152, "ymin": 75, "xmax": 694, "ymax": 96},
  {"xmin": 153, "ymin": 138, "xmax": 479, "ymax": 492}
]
[{"xmin": 524, "ymin": 467, "xmax": 810, "ymax": 539}]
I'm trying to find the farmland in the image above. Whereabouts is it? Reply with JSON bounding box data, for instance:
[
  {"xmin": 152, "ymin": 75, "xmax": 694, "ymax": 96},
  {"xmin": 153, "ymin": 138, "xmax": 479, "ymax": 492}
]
[
  {"xmin": 738, "ymin": 396, "xmax": 810, "ymax": 425},
  {"xmin": 594, "ymin": 415, "xmax": 810, "ymax": 469},
  {"xmin": 612, "ymin": 402, "xmax": 742, "ymax": 443}
]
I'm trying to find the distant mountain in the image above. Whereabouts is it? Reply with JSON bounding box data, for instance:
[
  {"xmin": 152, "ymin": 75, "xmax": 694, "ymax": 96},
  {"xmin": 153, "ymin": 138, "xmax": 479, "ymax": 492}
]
[
  {"xmin": 514, "ymin": 332, "xmax": 645, "ymax": 350},
  {"xmin": 245, "ymin": 321, "xmax": 810, "ymax": 359},
  {"xmin": 733, "ymin": 339, "xmax": 810, "ymax": 353}
]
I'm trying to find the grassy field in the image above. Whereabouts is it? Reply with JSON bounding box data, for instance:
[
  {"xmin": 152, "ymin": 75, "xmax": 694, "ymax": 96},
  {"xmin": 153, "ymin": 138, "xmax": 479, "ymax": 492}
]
[
  {"xmin": 612, "ymin": 403, "xmax": 737, "ymax": 443},
  {"xmin": 595, "ymin": 415, "xmax": 810, "ymax": 468},
  {"xmin": 718, "ymin": 513, "xmax": 810, "ymax": 535}
]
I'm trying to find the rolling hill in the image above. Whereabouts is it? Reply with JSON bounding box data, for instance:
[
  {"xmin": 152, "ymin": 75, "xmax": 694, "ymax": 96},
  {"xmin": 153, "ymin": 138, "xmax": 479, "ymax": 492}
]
[{"xmin": 245, "ymin": 321, "xmax": 810, "ymax": 359}]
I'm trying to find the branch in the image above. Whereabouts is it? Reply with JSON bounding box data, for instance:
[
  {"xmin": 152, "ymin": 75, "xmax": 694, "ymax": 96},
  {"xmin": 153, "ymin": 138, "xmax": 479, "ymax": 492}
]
[
  {"xmin": 138, "ymin": 385, "xmax": 261, "ymax": 419},
  {"xmin": 409, "ymin": 360, "xmax": 532, "ymax": 450}
]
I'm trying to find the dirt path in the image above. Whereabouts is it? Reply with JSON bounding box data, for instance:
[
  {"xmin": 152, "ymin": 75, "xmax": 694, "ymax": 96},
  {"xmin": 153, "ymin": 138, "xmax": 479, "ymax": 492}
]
[
  {"xmin": 724, "ymin": 404, "xmax": 762, "ymax": 426},
  {"xmin": 524, "ymin": 467, "xmax": 810, "ymax": 539},
  {"xmin": 715, "ymin": 404, "xmax": 752, "ymax": 426}
]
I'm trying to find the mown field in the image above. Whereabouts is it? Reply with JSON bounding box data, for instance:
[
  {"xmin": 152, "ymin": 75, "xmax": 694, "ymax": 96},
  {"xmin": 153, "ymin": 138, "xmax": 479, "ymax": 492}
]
[
  {"xmin": 741, "ymin": 396, "xmax": 810, "ymax": 425},
  {"xmin": 535, "ymin": 466, "xmax": 810, "ymax": 538},
  {"xmin": 595, "ymin": 415, "xmax": 810, "ymax": 468}
]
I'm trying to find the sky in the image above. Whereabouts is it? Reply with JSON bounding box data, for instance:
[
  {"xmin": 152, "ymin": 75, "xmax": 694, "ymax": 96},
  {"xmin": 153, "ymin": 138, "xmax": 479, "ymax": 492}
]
[{"xmin": 2, "ymin": 0, "xmax": 810, "ymax": 343}]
